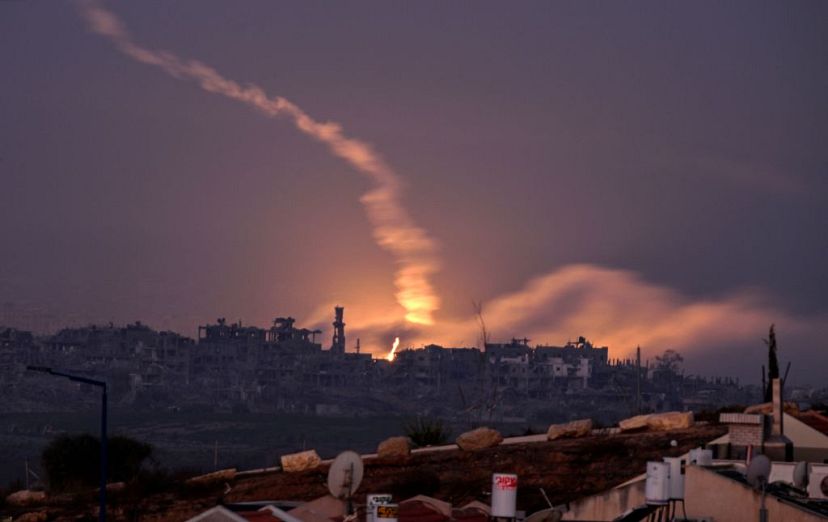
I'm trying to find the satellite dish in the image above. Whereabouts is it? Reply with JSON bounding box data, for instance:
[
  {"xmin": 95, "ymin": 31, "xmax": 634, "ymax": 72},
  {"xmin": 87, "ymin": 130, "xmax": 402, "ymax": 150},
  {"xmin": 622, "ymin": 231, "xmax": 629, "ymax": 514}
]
[
  {"xmin": 524, "ymin": 508, "xmax": 562, "ymax": 522},
  {"xmin": 793, "ymin": 462, "xmax": 810, "ymax": 490},
  {"xmin": 327, "ymin": 450, "xmax": 364, "ymax": 499},
  {"xmin": 746, "ymin": 455, "xmax": 772, "ymax": 489}
]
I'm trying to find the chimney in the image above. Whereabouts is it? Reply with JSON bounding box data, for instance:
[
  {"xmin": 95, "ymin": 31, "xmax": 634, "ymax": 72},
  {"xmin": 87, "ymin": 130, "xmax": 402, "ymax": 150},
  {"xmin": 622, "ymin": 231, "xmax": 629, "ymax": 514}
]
[
  {"xmin": 772, "ymin": 378, "xmax": 784, "ymax": 436},
  {"xmin": 331, "ymin": 306, "xmax": 346, "ymax": 355},
  {"xmin": 763, "ymin": 377, "xmax": 793, "ymax": 461}
]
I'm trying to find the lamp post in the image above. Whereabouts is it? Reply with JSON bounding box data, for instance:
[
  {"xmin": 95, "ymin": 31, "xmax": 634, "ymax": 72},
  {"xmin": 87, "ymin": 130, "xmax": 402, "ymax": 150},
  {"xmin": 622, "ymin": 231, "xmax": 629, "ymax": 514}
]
[{"xmin": 27, "ymin": 366, "xmax": 107, "ymax": 522}]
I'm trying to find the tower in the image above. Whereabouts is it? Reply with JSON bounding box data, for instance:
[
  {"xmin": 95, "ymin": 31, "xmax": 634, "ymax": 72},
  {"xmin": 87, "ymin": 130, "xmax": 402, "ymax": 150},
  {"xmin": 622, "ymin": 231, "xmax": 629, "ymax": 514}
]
[{"xmin": 331, "ymin": 306, "xmax": 345, "ymax": 355}]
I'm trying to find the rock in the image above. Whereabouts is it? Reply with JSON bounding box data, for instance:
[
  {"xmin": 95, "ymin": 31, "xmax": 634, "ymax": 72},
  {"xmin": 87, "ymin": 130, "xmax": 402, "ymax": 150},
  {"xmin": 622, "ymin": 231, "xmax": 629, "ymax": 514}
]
[
  {"xmin": 185, "ymin": 468, "xmax": 237, "ymax": 485},
  {"xmin": 547, "ymin": 419, "xmax": 593, "ymax": 440},
  {"xmin": 14, "ymin": 511, "xmax": 48, "ymax": 522},
  {"xmin": 619, "ymin": 412, "xmax": 694, "ymax": 432},
  {"xmin": 5, "ymin": 490, "xmax": 46, "ymax": 506},
  {"xmin": 106, "ymin": 481, "xmax": 126, "ymax": 492},
  {"xmin": 280, "ymin": 450, "xmax": 321, "ymax": 472},
  {"xmin": 744, "ymin": 402, "xmax": 799, "ymax": 415},
  {"xmin": 456, "ymin": 427, "xmax": 503, "ymax": 451},
  {"xmin": 619, "ymin": 414, "xmax": 651, "ymax": 432},
  {"xmin": 647, "ymin": 411, "xmax": 694, "ymax": 431},
  {"xmin": 377, "ymin": 436, "xmax": 411, "ymax": 460}
]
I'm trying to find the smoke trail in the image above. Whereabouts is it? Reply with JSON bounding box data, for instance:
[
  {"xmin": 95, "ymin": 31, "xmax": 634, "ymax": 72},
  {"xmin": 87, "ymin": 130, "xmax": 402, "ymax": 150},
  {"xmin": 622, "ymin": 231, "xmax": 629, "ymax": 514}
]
[{"xmin": 77, "ymin": 1, "xmax": 440, "ymax": 325}]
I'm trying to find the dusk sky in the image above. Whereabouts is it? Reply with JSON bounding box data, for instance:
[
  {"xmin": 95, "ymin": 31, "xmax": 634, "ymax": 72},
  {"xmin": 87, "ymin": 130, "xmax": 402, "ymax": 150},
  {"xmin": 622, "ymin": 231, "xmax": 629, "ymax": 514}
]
[{"xmin": 1, "ymin": 1, "xmax": 826, "ymax": 383}]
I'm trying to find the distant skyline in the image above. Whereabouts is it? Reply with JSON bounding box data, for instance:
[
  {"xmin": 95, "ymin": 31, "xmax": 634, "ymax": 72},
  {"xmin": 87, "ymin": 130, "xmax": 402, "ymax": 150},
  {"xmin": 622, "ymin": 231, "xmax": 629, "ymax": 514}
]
[{"xmin": 1, "ymin": 1, "xmax": 826, "ymax": 383}]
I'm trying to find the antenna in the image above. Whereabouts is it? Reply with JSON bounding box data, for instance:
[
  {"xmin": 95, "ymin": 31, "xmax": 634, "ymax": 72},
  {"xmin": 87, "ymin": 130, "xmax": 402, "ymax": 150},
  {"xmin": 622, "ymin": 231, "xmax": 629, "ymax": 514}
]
[
  {"xmin": 793, "ymin": 461, "xmax": 810, "ymax": 490},
  {"xmin": 746, "ymin": 455, "xmax": 771, "ymax": 489},
  {"xmin": 327, "ymin": 450, "xmax": 364, "ymax": 514}
]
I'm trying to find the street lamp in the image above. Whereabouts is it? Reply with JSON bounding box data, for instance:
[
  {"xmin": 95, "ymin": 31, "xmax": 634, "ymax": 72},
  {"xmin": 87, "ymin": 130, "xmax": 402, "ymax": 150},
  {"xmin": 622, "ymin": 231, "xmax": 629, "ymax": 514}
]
[{"xmin": 27, "ymin": 366, "xmax": 108, "ymax": 522}]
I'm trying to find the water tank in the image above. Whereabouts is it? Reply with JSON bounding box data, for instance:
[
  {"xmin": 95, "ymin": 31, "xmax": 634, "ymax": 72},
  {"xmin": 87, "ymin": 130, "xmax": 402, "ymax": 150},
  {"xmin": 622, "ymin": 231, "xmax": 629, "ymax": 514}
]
[
  {"xmin": 663, "ymin": 457, "xmax": 685, "ymax": 500},
  {"xmin": 688, "ymin": 448, "xmax": 713, "ymax": 466},
  {"xmin": 645, "ymin": 461, "xmax": 670, "ymax": 505},
  {"xmin": 374, "ymin": 503, "xmax": 398, "ymax": 522},
  {"xmin": 491, "ymin": 473, "xmax": 518, "ymax": 518},
  {"xmin": 688, "ymin": 448, "xmax": 701, "ymax": 464},
  {"xmin": 366, "ymin": 494, "xmax": 392, "ymax": 522}
]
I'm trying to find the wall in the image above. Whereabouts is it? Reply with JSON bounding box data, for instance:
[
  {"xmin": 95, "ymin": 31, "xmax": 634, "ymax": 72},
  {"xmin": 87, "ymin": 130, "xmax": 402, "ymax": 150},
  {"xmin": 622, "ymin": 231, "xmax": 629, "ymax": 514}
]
[
  {"xmin": 562, "ymin": 479, "xmax": 645, "ymax": 521},
  {"xmin": 684, "ymin": 465, "xmax": 825, "ymax": 522}
]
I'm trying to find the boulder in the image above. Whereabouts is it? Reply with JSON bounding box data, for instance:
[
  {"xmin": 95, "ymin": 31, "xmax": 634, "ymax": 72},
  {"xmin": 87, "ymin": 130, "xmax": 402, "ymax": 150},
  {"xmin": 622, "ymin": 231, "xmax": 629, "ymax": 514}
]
[
  {"xmin": 5, "ymin": 490, "xmax": 46, "ymax": 506},
  {"xmin": 456, "ymin": 427, "xmax": 503, "ymax": 451},
  {"xmin": 280, "ymin": 450, "xmax": 321, "ymax": 472},
  {"xmin": 106, "ymin": 481, "xmax": 126, "ymax": 492},
  {"xmin": 547, "ymin": 419, "xmax": 593, "ymax": 440},
  {"xmin": 186, "ymin": 468, "xmax": 237, "ymax": 485},
  {"xmin": 619, "ymin": 411, "xmax": 694, "ymax": 432},
  {"xmin": 744, "ymin": 402, "xmax": 799, "ymax": 415},
  {"xmin": 619, "ymin": 414, "xmax": 651, "ymax": 432},
  {"xmin": 377, "ymin": 436, "xmax": 411, "ymax": 460},
  {"xmin": 647, "ymin": 411, "xmax": 694, "ymax": 431},
  {"xmin": 14, "ymin": 511, "xmax": 48, "ymax": 522}
]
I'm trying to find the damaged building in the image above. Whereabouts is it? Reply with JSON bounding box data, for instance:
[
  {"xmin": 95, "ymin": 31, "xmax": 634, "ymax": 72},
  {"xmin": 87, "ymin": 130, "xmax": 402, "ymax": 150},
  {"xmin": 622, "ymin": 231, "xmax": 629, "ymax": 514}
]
[{"xmin": 1, "ymin": 308, "xmax": 762, "ymax": 422}]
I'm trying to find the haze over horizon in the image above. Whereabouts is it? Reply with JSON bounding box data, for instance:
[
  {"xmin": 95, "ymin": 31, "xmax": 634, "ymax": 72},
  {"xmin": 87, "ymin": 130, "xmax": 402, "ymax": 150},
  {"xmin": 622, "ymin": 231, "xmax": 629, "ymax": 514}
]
[{"xmin": 1, "ymin": 1, "xmax": 826, "ymax": 384}]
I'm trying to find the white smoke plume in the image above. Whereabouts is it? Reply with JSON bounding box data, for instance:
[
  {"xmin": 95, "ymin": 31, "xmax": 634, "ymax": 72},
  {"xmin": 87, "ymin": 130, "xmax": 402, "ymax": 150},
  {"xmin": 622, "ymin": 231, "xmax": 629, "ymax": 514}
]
[
  {"xmin": 76, "ymin": 1, "xmax": 440, "ymax": 326},
  {"xmin": 329, "ymin": 264, "xmax": 827, "ymax": 379}
]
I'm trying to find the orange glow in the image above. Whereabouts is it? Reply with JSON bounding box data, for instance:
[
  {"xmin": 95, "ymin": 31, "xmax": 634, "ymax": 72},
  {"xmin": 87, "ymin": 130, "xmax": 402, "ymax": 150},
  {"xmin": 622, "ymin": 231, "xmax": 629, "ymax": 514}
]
[
  {"xmin": 308, "ymin": 264, "xmax": 824, "ymax": 367},
  {"xmin": 386, "ymin": 337, "xmax": 400, "ymax": 361}
]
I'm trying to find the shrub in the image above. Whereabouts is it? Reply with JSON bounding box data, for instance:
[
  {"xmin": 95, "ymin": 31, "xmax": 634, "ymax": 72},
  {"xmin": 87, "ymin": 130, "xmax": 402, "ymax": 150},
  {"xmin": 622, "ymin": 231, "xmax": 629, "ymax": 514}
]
[
  {"xmin": 403, "ymin": 417, "xmax": 449, "ymax": 447},
  {"xmin": 41, "ymin": 434, "xmax": 153, "ymax": 492}
]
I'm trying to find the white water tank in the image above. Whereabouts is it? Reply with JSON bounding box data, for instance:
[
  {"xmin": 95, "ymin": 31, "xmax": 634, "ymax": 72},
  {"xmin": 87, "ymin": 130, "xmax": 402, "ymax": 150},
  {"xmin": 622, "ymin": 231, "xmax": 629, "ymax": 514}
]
[
  {"xmin": 689, "ymin": 447, "xmax": 714, "ymax": 466},
  {"xmin": 491, "ymin": 473, "xmax": 518, "ymax": 518},
  {"xmin": 697, "ymin": 449, "xmax": 713, "ymax": 466},
  {"xmin": 663, "ymin": 457, "xmax": 685, "ymax": 500},
  {"xmin": 645, "ymin": 461, "xmax": 670, "ymax": 505},
  {"xmin": 374, "ymin": 503, "xmax": 398, "ymax": 522},
  {"xmin": 366, "ymin": 494, "xmax": 392, "ymax": 522}
]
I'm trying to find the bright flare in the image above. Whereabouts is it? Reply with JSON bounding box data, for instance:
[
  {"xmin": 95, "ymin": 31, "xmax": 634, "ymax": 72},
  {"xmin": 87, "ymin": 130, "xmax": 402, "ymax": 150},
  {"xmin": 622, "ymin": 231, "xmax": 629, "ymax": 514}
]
[{"xmin": 386, "ymin": 337, "xmax": 400, "ymax": 361}]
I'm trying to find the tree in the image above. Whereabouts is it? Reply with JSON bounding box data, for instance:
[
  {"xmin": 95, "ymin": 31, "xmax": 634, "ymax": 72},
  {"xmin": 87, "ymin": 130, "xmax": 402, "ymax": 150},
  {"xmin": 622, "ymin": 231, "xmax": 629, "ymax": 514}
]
[
  {"xmin": 472, "ymin": 300, "xmax": 489, "ymax": 348},
  {"xmin": 42, "ymin": 434, "xmax": 153, "ymax": 492},
  {"xmin": 764, "ymin": 324, "xmax": 780, "ymax": 402},
  {"xmin": 41, "ymin": 434, "xmax": 99, "ymax": 492}
]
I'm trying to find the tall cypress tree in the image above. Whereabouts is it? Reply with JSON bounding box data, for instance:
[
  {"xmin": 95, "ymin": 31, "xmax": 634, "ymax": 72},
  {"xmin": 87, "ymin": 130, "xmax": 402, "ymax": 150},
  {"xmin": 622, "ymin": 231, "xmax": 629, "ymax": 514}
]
[{"xmin": 764, "ymin": 324, "xmax": 779, "ymax": 402}]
